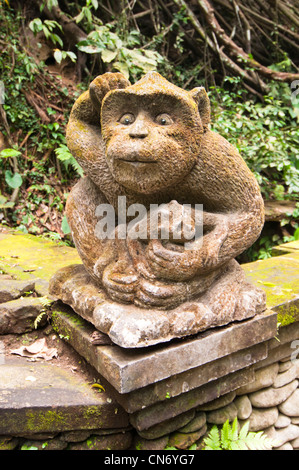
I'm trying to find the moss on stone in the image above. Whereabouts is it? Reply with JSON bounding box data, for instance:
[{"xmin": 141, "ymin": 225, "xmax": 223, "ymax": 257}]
[
  {"xmin": 26, "ymin": 409, "xmax": 67, "ymax": 433},
  {"xmin": 277, "ymin": 303, "xmax": 299, "ymax": 327}
]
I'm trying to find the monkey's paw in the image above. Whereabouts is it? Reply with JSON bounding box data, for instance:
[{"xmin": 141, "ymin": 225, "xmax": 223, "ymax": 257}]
[
  {"xmin": 146, "ymin": 239, "xmax": 202, "ymax": 281},
  {"xmin": 134, "ymin": 278, "xmax": 189, "ymax": 310},
  {"xmin": 102, "ymin": 260, "xmax": 139, "ymax": 304}
]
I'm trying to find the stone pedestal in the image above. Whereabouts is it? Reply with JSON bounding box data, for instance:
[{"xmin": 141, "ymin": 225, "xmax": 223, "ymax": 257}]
[
  {"xmin": 49, "ymin": 262, "xmax": 266, "ymax": 349},
  {"xmin": 51, "ymin": 303, "xmax": 277, "ymax": 439}
]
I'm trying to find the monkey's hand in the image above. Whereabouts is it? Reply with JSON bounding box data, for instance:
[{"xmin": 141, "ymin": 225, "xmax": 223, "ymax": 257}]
[
  {"xmin": 127, "ymin": 238, "xmax": 158, "ymax": 281},
  {"xmin": 134, "ymin": 277, "xmax": 190, "ymax": 310},
  {"xmin": 100, "ymin": 229, "xmax": 139, "ymax": 303},
  {"xmin": 102, "ymin": 259, "xmax": 139, "ymax": 304},
  {"xmin": 146, "ymin": 213, "xmax": 229, "ymax": 281},
  {"xmin": 89, "ymin": 73, "xmax": 131, "ymax": 113}
]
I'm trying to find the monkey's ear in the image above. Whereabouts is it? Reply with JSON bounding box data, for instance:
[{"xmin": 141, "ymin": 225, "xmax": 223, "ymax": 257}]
[
  {"xmin": 189, "ymin": 87, "xmax": 210, "ymax": 131},
  {"xmin": 89, "ymin": 73, "xmax": 131, "ymax": 113}
]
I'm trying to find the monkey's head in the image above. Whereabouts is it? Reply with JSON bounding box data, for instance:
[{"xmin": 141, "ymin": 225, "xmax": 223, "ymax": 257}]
[{"xmin": 100, "ymin": 72, "xmax": 210, "ymax": 195}]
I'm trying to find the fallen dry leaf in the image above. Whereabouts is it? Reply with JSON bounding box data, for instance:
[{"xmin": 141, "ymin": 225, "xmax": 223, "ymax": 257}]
[{"xmin": 11, "ymin": 338, "xmax": 58, "ymax": 361}]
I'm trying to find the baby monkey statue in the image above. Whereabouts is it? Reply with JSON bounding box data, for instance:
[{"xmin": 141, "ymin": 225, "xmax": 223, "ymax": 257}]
[{"xmin": 49, "ymin": 72, "xmax": 266, "ymax": 348}]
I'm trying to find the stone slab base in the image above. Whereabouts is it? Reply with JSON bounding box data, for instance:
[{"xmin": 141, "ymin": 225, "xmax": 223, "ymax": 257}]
[
  {"xmin": 49, "ymin": 262, "xmax": 266, "ymax": 348},
  {"xmin": 0, "ymin": 357, "xmax": 129, "ymax": 435},
  {"xmin": 51, "ymin": 304, "xmax": 277, "ymax": 394}
]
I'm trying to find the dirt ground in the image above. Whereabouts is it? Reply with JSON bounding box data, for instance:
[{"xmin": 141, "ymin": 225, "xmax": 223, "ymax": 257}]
[{"xmin": 1, "ymin": 320, "xmax": 104, "ymax": 388}]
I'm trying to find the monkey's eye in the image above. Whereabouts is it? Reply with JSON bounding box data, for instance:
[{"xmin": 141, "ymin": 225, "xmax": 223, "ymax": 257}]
[
  {"xmin": 155, "ymin": 113, "xmax": 173, "ymax": 126},
  {"xmin": 119, "ymin": 113, "xmax": 135, "ymax": 125}
]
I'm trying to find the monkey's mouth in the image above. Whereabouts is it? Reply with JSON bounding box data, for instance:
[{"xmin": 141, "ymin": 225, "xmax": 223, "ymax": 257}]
[{"xmin": 118, "ymin": 158, "xmax": 158, "ymax": 167}]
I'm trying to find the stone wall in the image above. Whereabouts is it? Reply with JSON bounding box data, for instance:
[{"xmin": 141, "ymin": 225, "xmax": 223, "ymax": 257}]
[
  {"xmin": 2, "ymin": 320, "xmax": 299, "ymax": 451},
  {"xmin": 0, "ymin": 231, "xmax": 299, "ymax": 451},
  {"xmin": 133, "ymin": 328, "xmax": 299, "ymax": 450}
]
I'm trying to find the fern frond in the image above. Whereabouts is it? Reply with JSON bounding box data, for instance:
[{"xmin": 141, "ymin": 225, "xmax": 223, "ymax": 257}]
[
  {"xmin": 238, "ymin": 421, "xmax": 250, "ymax": 440},
  {"xmin": 40, "ymin": 296, "xmax": 53, "ymax": 308},
  {"xmin": 221, "ymin": 419, "xmax": 232, "ymax": 450},
  {"xmin": 203, "ymin": 425, "xmax": 221, "ymax": 450},
  {"xmin": 231, "ymin": 417, "xmax": 239, "ymax": 441},
  {"xmin": 244, "ymin": 431, "xmax": 274, "ymax": 450},
  {"xmin": 203, "ymin": 419, "xmax": 276, "ymax": 451}
]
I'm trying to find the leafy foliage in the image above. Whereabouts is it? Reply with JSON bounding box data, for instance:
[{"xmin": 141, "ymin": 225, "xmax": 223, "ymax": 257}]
[
  {"xmin": 77, "ymin": 25, "xmax": 164, "ymax": 81},
  {"xmin": 203, "ymin": 418, "xmax": 276, "ymax": 450},
  {"xmin": 0, "ymin": 2, "xmax": 298, "ymax": 256},
  {"xmin": 210, "ymin": 77, "xmax": 299, "ymax": 199},
  {"xmin": 55, "ymin": 145, "xmax": 84, "ymax": 177}
]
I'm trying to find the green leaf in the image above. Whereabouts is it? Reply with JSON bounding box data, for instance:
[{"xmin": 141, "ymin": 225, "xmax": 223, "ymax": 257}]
[
  {"xmin": 66, "ymin": 51, "xmax": 77, "ymax": 62},
  {"xmin": 75, "ymin": 10, "xmax": 85, "ymax": 24},
  {"xmin": 202, "ymin": 425, "xmax": 221, "ymax": 450},
  {"xmin": 112, "ymin": 61, "xmax": 129, "ymax": 79},
  {"xmin": 29, "ymin": 18, "xmax": 42, "ymax": 33},
  {"xmin": 221, "ymin": 419, "xmax": 232, "ymax": 449},
  {"xmin": 101, "ymin": 49, "xmax": 118, "ymax": 63},
  {"xmin": 91, "ymin": 0, "xmax": 98, "ymax": 10},
  {"xmin": 0, "ymin": 148, "xmax": 21, "ymax": 158},
  {"xmin": 61, "ymin": 215, "xmax": 71, "ymax": 235},
  {"xmin": 77, "ymin": 40, "xmax": 103, "ymax": 54},
  {"xmin": 51, "ymin": 34, "xmax": 63, "ymax": 47},
  {"xmin": 5, "ymin": 170, "xmax": 23, "ymax": 189},
  {"xmin": 53, "ymin": 49, "xmax": 63, "ymax": 64}
]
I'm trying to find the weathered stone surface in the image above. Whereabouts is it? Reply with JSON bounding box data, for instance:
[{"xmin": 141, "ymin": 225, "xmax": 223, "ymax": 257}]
[
  {"xmin": 275, "ymin": 442, "xmax": 293, "ymax": 450},
  {"xmin": 234, "ymin": 395, "xmax": 252, "ymax": 420},
  {"xmin": 256, "ymin": 342, "xmax": 298, "ymax": 369},
  {"xmin": 248, "ymin": 407, "xmax": 279, "ymax": 432},
  {"xmin": 279, "ymin": 360, "xmax": 292, "ymax": 373},
  {"xmin": 0, "ymin": 357, "xmax": 128, "ymax": 435},
  {"xmin": 168, "ymin": 425, "xmax": 207, "ymax": 449},
  {"xmin": 178, "ymin": 412, "xmax": 206, "ymax": 433},
  {"xmin": 244, "ymin": 251, "xmax": 299, "ymax": 316},
  {"xmin": 279, "ymin": 389, "xmax": 299, "ymax": 417},
  {"xmin": 49, "ymin": 72, "xmax": 268, "ymax": 348},
  {"xmin": 197, "ymin": 391, "xmax": 236, "ymax": 411},
  {"xmin": 133, "ymin": 435, "xmax": 169, "ymax": 450},
  {"xmin": 50, "ymin": 260, "xmax": 266, "ymax": 349},
  {"xmin": 236, "ymin": 363, "xmax": 279, "ymax": 395},
  {"xmin": 111, "ymin": 342, "xmax": 266, "ymax": 414},
  {"xmin": 0, "ymin": 279, "xmax": 35, "ymax": 303},
  {"xmin": 136, "ymin": 410, "xmax": 196, "ymax": 440},
  {"xmin": 269, "ymin": 320, "xmax": 299, "ymax": 350},
  {"xmin": 0, "ymin": 230, "xmax": 80, "ymax": 285},
  {"xmin": 206, "ymin": 403, "xmax": 238, "ymax": 425},
  {"xmin": 275, "ymin": 413, "xmax": 291, "ymax": 429},
  {"xmin": 250, "ymin": 380, "xmax": 298, "ymax": 408},
  {"xmin": 61, "ymin": 430, "xmax": 92, "ymax": 442},
  {"xmin": 0, "ymin": 436, "xmax": 19, "ymax": 450},
  {"xmin": 21, "ymin": 438, "xmax": 68, "ymax": 450},
  {"xmin": 129, "ymin": 368, "xmax": 253, "ymax": 431},
  {"xmin": 51, "ymin": 305, "xmax": 275, "ymax": 394},
  {"xmin": 68, "ymin": 432, "xmax": 132, "ymax": 450},
  {"xmin": 265, "ymin": 424, "xmax": 299, "ymax": 448},
  {"xmin": 273, "ymin": 365, "xmax": 298, "ymax": 388},
  {"xmin": 0, "ymin": 296, "xmax": 48, "ymax": 334},
  {"xmin": 291, "ymin": 436, "xmax": 299, "ymax": 449}
]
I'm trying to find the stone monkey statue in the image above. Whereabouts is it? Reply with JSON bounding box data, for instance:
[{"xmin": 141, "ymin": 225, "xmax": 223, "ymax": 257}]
[{"xmin": 64, "ymin": 71, "xmax": 265, "ymax": 316}]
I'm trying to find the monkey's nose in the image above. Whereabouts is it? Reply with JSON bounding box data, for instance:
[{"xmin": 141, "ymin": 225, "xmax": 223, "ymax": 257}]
[{"xmin": 129, "ymin": 121, "xmax": 149, "ymax": 139}]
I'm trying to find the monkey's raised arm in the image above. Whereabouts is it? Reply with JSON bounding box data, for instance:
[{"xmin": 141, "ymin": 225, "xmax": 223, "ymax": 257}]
[
  {"xmin": 65, "ymin": 74, "xmax": 131, "ymax": 283},
  {"xmin": 66, "ymin": 73, "xmax": 131, "ymax": 183}
]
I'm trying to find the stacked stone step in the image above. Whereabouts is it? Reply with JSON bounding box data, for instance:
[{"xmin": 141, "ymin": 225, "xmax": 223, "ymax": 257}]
[
  {"xmin": 0, "ymin": 357, "xmax": 132, "ymax": 451},
  {"xmin": 132, "ymin": 359, "xmax": 299, "ymax": 450},
  {"xmin": 0, "ymin": 275, "xmax": 48, "ymax": 334},
  {"xmin": 50, "ymin": 305, "xmax": 283, "ymax": 450},
  {"xmin": 0, "ymin": 428, "xmax": 132, "ymax": 451}
]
